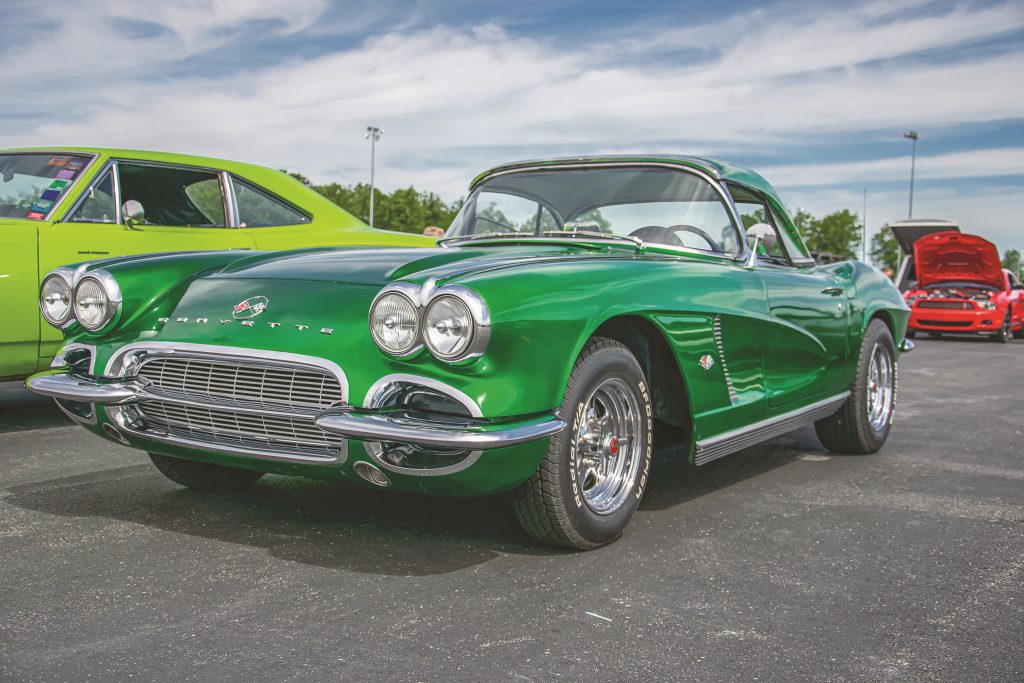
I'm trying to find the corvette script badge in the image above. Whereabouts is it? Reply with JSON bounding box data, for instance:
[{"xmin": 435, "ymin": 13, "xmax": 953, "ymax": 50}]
[
  {"xmin": 232, "ymin": 296, "xmax": 269, "ymax": 320},
  {"xmin": 698, "ymin": 354, "xmax": 715, "ymax": 371}
]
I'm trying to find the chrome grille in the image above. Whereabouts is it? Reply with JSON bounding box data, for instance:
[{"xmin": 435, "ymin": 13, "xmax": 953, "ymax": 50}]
[
  {"xmin": 136, "ymin": 356, "xmax": 342, "ymax": 409},
  {"xmin": 130, "ymin": 354, "xmax": 345, "ymax": 461}
]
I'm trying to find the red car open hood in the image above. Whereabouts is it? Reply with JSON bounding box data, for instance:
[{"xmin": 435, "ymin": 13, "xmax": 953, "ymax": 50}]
[{"xmin": 913, "ymin": 231, "xmax": 1003, "ymax": 290}]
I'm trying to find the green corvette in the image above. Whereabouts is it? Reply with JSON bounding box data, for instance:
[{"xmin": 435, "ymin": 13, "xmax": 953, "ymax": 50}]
[
  {"xmin": 0, "ymin": 147, "xmax": 432, "ymax": 380},
  {"xmin": 26, "ymin": 155, "xmax": 910, "ymax": 549}
]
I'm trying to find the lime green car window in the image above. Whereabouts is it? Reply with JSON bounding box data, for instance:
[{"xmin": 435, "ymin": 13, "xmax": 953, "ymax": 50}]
[
  {"xmin": 70, "ymin": 168, "xmax": 117, "ymax": 223},
  {"xmin": 232, "ymin": 177, "xmax": 310, "ymax": 227},
  {"xmin": 119, "ymin": 163, "xmax": 226, "ymax": 227}
]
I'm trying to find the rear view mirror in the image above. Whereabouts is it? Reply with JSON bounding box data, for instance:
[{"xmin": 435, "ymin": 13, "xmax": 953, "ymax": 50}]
[{"xmin": 122, "ymin": 200, "xmax": 145, "ymax": 230}]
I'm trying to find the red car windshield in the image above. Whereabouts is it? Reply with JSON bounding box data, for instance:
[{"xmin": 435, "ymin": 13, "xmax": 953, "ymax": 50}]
[{"xmin": 0, "ymin": 152, "xmax": 92, "ymax": 220}]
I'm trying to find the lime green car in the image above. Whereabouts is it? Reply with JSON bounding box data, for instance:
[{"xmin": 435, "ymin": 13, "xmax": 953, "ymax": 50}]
[{"xmin": 0, "ymin": 148, "xmax": 432, "ymax": 379}]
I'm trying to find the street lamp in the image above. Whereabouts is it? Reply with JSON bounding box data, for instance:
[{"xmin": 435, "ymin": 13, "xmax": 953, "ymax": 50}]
[
  {"xmin": 903, "ymin": 131, "xmax": 918, "ymax": 218},
  {"xmin": 365, "ymin": 126, "xmax": 383, "ymax": 226}
]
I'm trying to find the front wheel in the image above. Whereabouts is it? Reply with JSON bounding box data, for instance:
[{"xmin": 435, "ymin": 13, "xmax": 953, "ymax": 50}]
[
  {"xmin": 512, "ymin": 338, "xmax": 653, "ymax": 550},
  {"xmin": 149, "ymin": 453, "xmax": 264, "ymax": 491},
  {"xmin": 991, "ymin": 311, "xmax": 1011, "ymax": 343},
  {"xmin": 815, "ymin": 319, "xmax": 897, "ymax": 454}
]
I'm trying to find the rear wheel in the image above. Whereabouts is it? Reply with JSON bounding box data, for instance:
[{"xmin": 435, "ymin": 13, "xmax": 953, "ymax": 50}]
[
  {"xmin": 149, "ymin": 453, "xmax": 264, "ymax": 491},
  {"xmin": 815, "ymin": 319, "xmax": 896, "ymax": 454},
  {"xmin": 905, "ymin": 329, "xmax": 916, "ymax": 339},
  {"xmin": 513, "ymin": 338, "xmax": 652, "ymax": 550},
  {"xmin": 991, "ymin": 311, "xmax": 1011, "ymax": 343}
]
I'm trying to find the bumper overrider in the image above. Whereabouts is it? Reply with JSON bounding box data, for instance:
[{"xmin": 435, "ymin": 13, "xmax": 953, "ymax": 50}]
[{"xmin": 25, "ymin": 369, "xmax": 566, "ymax": 493}]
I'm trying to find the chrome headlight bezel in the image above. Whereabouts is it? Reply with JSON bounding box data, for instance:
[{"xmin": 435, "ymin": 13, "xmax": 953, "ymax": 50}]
[
  {"xmin": 39, "ymin": 267, "xmax": 76, "ymax": 328},
  {"xmin": 422, "ymin": 286, "xmax": 491, "ymax": 363},
  {"xmin": 369, "ymin": 282, "xmax": 424, "ymax": 358},
  {"xmin": 72, "ymin": 269, "xmax": 122, "ymax": 332},
  {"xmin": 368, "ymin": 280, "xmax": 491, "ymax": 364}
]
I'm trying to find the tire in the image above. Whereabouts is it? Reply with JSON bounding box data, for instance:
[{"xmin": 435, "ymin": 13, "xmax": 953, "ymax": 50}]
[
  {"xmin": 927, "ymin": 332, "xmax": 942, "ymax": 339},
  {"xmin": 1013, "ymin": 326, "xmax": 1024, "ymax": 340},
  {"xmin": 815, "ymin": 319, "xmax": 897, "ymax": 454},
  {"xmin": 905, "ymin": 329, "xmax": 916, "ymax": 339},
  {"xmin": 149, "ymin": 453, "xmax": 264, "ymax": 491},
  {"xmin": 991, "ymin": 311, "xmax": 1011, "ymax": 343},
  {"xmin": 512, "ymin": 338, "xmax": 653, "ymax": 550}
]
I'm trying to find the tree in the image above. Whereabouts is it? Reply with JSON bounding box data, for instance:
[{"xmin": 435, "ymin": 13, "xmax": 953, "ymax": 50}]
[
  {"xmin": 1003, "ymin": 249, "xmax": 1023, "ymax": 278},
  {"xmin": 870, "ymin": 226, "xmax": 902, "ymax": 271},
  {"xmin": 801, "ymin": 209, "xmax": 861, "ymax": 259}
]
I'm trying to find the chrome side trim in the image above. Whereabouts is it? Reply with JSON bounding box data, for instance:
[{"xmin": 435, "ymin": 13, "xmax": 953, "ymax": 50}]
[
  {"xmin": 219, "ymin": 170, "xmax": 239, "ymax": 227},
  {"xmin": 694, "ymin": 392, "xmax": 850, "ymax": 466},
  {"xmin": 712, "ymin": 315, "xmax": 738, "ymax": 404}
]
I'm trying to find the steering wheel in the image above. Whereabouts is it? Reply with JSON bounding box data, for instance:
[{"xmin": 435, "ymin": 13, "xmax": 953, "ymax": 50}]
[{"xmin": 628, "ymin": 224, "xmax": 722, "ymax": 252}]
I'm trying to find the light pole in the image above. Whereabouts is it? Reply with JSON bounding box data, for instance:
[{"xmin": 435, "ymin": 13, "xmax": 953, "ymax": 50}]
[
  {"xmin": 365, "ymin": 126, "xmax": 383, "ymax": 226},
  {"xmin": 862, "ymin": 188, "xmax": 868, "ymax": 262},
  {"xmin": 903, "ymin": 131, "xmax": 918, "ymax": 218}
]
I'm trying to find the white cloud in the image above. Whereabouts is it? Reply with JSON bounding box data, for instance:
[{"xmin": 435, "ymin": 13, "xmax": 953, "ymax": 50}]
[{"xmin": 0, "ymin": 0, "xmax": 1020, "ymax": 241}]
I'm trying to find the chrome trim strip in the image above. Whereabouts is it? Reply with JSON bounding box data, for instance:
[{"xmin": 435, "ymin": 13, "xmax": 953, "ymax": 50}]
[
  {"xmin": 111, "ymin": 160, "xmax": 122, "ymax": 225},
  {"xmin": 694, "ymin": 392, "xmax": 850, "ymax": 466},
  {"xmin": 315, "ymin": 410, "xmax": 565, "ymax": 451},
  {"xmin": 712, "ymin": 315, "xmax": 738, "ymax": 404},
  {"xmin": 219, "ymin": 170, "xmax": 239, "ymax": 227}
]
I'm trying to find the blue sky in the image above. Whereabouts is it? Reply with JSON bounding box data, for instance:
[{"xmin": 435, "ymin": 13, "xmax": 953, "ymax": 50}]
[{"xmin": 1, "ymin": 0, "xmax": 1022, "ymax": 253}]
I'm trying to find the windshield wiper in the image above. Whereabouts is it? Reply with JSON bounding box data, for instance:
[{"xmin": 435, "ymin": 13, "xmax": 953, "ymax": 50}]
[
  {"xmin": 439, "ymin": 230, "xmax": 645, "ymax": 251},
  {"xmin": 542, "ymin": 230, "xmax": 645, "ymax": 250}
]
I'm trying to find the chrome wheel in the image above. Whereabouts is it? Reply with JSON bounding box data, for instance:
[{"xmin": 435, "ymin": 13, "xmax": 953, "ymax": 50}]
[
  {"xmin": 866, "ymin": 343, "xmax": 894, "ymax": 431},
  {"xmin": 574, "ymin": 377, "xmax": 643, "ymax": 515}
]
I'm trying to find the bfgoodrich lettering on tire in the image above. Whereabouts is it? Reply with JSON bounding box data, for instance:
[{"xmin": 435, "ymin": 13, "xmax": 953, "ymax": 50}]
[{"xmin": 512, "ymin": 337, "xmax": 653, "ymax": 550}]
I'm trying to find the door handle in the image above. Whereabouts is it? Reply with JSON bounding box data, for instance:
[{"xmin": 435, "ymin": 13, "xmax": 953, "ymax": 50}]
[{"xmin": 821, "ymin": 285, "xmax": 845, "ymax": 296}]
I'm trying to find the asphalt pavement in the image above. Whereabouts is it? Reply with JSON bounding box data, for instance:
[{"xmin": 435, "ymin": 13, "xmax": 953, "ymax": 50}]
[{"xmin": 1, "ymin": 337, "xmax": 1021, "ymax": 681}]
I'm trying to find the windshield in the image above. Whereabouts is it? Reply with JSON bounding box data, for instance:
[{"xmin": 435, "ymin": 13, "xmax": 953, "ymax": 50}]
[
  {"xmin": 0, "ymin": 153, "xmax": 92, "ymax": 220},
  {"xmin": 446, "ymin": 166, "xmax": 742, "ymax": 255}
]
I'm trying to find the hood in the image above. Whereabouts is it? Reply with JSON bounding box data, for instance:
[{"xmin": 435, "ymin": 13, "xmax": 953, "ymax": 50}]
[
  {"xmin": 889, "ymin": 219, "xmax": 959, "ymax": 254},
  {"xmin": 913, "ymin": 231, "xmax": 1003, "ymax": 290},
  {"xmin": 206, "ymin": 244, "xmax": 621, "ymax": 286}
]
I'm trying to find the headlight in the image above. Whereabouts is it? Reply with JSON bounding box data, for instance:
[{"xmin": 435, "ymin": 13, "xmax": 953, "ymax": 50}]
[
  {"xmin": 73, "ymin": 271, "xmax": 121, "ymax": 331},
  {"xmin": 39, "ymin": 270, "xmax": 74, "ymax": 327},
  {"xmin": 980, "ymin": 300, "xmax": 996, "ymax": 310},
  {"xmin": 369, "ymin": 290, "xmax": 421, "ymax": 356},
  {"xmin": 424, "ymin": 295, "xmax": 474, "ymax": 360}
]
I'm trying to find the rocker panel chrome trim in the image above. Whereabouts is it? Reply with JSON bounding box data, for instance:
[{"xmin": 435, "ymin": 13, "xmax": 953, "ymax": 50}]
[{"xmin": 694, "ymin": 392, "xmax": 850, "ymax": 466}]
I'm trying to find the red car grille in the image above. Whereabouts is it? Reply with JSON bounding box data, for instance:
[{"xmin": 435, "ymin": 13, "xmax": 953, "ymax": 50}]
[
  {"xmin": 918, "ymin": 319, "xmax": 973, "ymax": 327},
  {"xmin": 917, "ymin": 301, "xmax": 973, "ymax": 310}
]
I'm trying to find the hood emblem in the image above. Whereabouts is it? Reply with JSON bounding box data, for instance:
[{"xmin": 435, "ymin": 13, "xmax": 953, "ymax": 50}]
[
  {"xmin": 233, "ymin": 296, "xmax": 269, "ymax": 320},
  {"xmin": 699, "ymin": 354, "xmax": 715, "ymax": 371}
]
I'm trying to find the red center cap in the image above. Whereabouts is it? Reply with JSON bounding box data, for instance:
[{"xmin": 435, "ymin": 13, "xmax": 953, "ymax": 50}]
[{"xmin": 608, "ymin": 437, "xmax": 620, "ymax": 456}]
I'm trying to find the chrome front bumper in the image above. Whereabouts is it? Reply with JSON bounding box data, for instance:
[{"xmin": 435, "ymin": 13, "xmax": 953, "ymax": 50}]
[
  {"xmin": 26, "ymin": 371, "xmax": 566, "ymax": 451},
  {"xmin": 314, "ymin": 408, "xmax": 566, "ymax": 451}
]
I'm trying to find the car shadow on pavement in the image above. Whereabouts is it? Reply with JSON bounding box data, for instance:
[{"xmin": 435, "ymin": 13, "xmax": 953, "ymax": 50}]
[
  {"xmin": 3, "ymin": 429, "xmax": 824, "ymax": 575},
  {"xmin": 2, "ymin": 463, "xmax": 561, "ymax": 576},
  {"xmin": 0, "ymin": 381, "xmax": 71, "ymax": 433}
]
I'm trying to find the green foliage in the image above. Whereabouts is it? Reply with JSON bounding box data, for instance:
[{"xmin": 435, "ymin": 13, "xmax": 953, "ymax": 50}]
[
  {"xmin": 285, "ymin": 170, "xmax": 461, "ymax": 234},
  {"xmin": 800, "ymin": 209, "xmax": 861, "ymax": 259},
  {"xmin": 1003, "ymin": 249, "xmax": 1023, "ymax": 278},
  {"xmin": 870, "ymin": 227, "xmax": 902, "ymax": 271}
]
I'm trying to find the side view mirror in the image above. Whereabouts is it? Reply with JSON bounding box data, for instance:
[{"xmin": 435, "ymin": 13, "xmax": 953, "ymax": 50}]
[
  {"xmin": 122, "ymin": 200, "xmax": 145, "ymax": 230},
  {"xmin": 745, "ymin": 223, "xmax": 776, "ymax": 266}
]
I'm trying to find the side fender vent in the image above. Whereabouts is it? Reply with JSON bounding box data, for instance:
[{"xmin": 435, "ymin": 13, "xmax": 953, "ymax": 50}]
[{"xmin": 713, "ymin": 315, "xmax": 738, "ymax": 404}]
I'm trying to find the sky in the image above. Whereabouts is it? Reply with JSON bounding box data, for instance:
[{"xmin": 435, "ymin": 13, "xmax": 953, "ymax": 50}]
[{"xmin": 1, "ymin": 0, "xmax": 1022, "ymax": 254}]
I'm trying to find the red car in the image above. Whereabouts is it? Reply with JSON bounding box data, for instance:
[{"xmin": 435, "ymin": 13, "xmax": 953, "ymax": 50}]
[{"xmin": 897, "ymin": 226, "xmax": 1024, "ymax": 342}]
